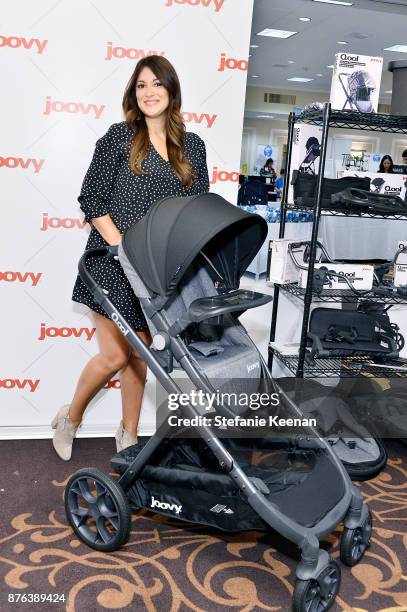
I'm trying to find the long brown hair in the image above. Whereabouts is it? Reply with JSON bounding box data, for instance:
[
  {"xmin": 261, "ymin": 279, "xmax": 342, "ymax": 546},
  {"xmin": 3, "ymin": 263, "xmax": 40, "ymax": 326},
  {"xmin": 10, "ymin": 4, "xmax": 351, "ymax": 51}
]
[{"xmin": 122, "ymin": 56, "xmax": 194, "ymax": 188}]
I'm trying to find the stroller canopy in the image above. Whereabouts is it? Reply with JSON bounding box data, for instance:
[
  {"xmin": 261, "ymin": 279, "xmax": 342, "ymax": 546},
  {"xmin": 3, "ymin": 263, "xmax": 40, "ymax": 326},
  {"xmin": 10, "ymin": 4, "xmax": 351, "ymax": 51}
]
[{"xmin": 122, "ymin": 192, "xmax": 268, "ymax": 297}]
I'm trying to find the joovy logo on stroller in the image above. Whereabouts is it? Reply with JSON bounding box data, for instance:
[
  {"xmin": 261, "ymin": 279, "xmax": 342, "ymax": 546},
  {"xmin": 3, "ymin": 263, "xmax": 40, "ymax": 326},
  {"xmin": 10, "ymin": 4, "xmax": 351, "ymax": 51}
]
[{"xmin": 150, "ymin": 496, "xmax": 182, "ymax": 515}]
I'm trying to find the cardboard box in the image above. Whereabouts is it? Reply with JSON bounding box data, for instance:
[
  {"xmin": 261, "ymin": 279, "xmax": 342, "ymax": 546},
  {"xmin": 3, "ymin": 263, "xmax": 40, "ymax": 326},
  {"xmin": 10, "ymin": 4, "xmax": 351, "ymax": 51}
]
[
  {"xmin": 330, "ymin": 52, "xmax": 383, "ymax": 113},
  {"xmin": 268, "ymin": 240, "xmax": 305, "ymax": 285},
  {"xmin": 343, "ymin": 170, "xmax": 407, "ymax": 200},
  {"xmin": 288, "ymin": 123, "xmax": 323, "ymax": 203},
  {"xmin": 299, "ymin": 263, "xmax": 374, "ymax": 290},
  {"xmin": 394, "ymin": 240, "xmax": 407, "ymax": 287}
]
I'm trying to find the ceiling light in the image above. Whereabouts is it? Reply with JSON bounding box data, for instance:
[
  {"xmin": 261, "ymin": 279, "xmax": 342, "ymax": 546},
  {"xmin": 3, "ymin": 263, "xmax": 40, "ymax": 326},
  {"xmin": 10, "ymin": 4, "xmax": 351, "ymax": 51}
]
[
  {"xmin": 287, "ymin": 77, "xmax": 314, "ymax": 82},
  {"xmin": 251, "ymin": 74, "xmax": 259, "ymax": 78},
  {"xmin": 257, "ymin": 115, "xmax": 274, "ymax": 119},
  {"xmin": 299, "ymin": 17, "xmax": 311, "ymax": 22},
  {"xmin": 287, "ymin": 60, "xmax": 296, "ymax": 64},
  {"xmin": 313, "ymin": 0, "xmax": 353, "ymax": 5},
  {"xmin": 257, "ymin": 28, "xmax": 298, "ymax": 39},
  {"xmin": 337, "ymin": 41, "xmax": 348, "ymax": 45},
  {"xmin": 327, "ymin": 65, "xmax": 334, "ymax": 69},
  {"xmin": 384, "ymin": 45, "xmax": 407, "ymax": 53},
  {"xmin": 385, "ymin": 90, "xmax": 392, "ymax": 94},
  {"xmin": 316, "ymin": 73, "xmax": 324, "ymax": 77},
  {"xmin": 250, "ymin": 44, "xmax": 259, "ymax": 48}
]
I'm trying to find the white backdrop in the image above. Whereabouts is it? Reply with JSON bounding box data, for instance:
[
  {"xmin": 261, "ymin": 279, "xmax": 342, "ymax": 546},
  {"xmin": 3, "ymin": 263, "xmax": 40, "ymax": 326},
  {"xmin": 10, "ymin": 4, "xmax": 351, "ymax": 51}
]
[{"xmin": 0, "ymin": 0, "xmax": 254, "ymax": 438}]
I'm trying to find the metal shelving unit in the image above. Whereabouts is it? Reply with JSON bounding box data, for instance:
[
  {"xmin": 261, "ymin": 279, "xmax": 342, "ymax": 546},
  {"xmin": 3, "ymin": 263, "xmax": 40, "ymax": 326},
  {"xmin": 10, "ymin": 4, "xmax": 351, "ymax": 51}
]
[
  {"xmin": 286, "ymin": 204, "xmax": 407, "ymax": 221},
  {"xmin": 277, "ymin": 282, "xmax": 407, "ymax": 305},
  {"xmin": 268, "ymin": 103, "xmax": 407, "ymax": 378},
  {"xmin": 272, "ymin": 352, "xmax": 407, "ymax": 379}
]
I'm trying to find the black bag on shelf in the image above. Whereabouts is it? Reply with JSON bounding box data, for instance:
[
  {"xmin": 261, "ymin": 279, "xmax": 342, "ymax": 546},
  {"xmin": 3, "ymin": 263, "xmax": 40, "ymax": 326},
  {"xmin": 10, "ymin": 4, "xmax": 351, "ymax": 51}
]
[
  {"xmin": 291, "ymin": 171, "xmax": 370, "ymax": 209},
  {"xmin": 306, "ymin": 307, "xmax": 399, "ymax": 362},
  {"xmin": 331, "ymin": 187, "xmax": 407, "ymax": 216}
]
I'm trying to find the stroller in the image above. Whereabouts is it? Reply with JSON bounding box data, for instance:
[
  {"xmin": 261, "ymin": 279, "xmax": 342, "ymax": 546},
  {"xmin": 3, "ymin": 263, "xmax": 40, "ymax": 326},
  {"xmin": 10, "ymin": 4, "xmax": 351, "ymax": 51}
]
[
  {"xmin": 65, "ymin": 193, "xmax": 372, "ymax": 612},
  {"xmin": 338, "ymin": 70, "xmax": 376, "ymax": 113}
]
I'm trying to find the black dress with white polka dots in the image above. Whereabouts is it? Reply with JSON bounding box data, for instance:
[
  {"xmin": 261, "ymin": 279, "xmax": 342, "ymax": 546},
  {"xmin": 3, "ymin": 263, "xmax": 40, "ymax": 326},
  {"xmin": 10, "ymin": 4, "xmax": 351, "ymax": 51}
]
[{"xmin": 72, "ymin": 121, "xmax": 210, "ymax": 331}]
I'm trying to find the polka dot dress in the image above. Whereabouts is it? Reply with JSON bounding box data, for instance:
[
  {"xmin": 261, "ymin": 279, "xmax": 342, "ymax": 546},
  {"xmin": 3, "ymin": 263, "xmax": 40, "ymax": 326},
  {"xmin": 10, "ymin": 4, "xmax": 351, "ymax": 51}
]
[{"xmin": 72, "ymin": 122, "xmax": 210, "ymax": 330}]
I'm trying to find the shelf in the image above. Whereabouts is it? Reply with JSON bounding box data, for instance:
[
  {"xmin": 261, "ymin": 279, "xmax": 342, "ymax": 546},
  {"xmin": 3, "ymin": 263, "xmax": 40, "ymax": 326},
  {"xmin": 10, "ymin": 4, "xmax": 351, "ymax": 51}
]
[
  {"xmin": 297, "ymin": 108, "xmax": 407, "ymax": 134},
  {"xmin": 286, "ymin": 203, "xmax": 407, "ymax": 221},
  {"xmin": 271, "ymin": 349, "xmax": 407, "ymax": 378},
  {"xmin": 278, "ymin": 282, "xmax": 407, "ymax": 305}
]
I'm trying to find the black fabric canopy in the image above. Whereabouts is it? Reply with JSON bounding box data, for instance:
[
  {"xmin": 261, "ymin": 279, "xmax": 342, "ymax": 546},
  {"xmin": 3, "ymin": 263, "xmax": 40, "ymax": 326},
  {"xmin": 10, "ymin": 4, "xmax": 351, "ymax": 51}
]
[{"xmin": 122, "ymin": 193, "xmax": 268, "ymax": 297}]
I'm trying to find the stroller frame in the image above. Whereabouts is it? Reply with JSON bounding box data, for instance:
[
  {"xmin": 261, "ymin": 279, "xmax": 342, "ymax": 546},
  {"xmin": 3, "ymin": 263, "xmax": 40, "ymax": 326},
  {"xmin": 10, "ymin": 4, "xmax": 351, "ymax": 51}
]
[{"xmin": 67, "ymin": 245, "xmax": 371, "ymax": 599}]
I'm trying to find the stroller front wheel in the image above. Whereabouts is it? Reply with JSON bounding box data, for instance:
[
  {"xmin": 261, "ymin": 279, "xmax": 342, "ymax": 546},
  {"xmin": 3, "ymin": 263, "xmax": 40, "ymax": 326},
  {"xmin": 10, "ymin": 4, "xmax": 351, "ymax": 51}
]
[
  {"xmin": 340, "ymin": 510, "xmax": 373, "ymax": 566},
  {"xmin": 64, "ymin": 467, "xmax": 131, "ymax": 552},
  {"xmin": 292, "ymin": 559, "xmax": 341, "ymax": 612}
]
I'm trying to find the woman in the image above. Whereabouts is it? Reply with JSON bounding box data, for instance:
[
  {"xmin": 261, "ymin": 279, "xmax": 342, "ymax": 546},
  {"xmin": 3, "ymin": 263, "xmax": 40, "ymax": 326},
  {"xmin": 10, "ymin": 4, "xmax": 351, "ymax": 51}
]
[
  {"xmin": 260, "ymin": 158, "xmax": 277, "ymax": 180},
  {"xmin": 51, "ymin": 56, "xmax": 209, "ymax": 460},
  {"xmin": 378, "ymin": 155, "xmax": 394, "ymax": 173}
]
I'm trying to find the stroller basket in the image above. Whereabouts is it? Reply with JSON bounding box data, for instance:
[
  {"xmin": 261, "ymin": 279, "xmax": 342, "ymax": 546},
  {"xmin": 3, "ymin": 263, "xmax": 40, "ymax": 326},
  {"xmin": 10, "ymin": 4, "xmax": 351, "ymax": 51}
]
[{"xmin": 112, "ymin": 437, "xmax": 344, "ymax": 532}]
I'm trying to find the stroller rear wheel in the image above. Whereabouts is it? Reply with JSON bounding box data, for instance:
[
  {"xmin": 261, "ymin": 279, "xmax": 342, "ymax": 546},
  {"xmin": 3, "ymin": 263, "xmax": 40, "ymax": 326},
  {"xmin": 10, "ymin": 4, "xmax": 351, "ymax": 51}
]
[
  {"xmin": 65, "ymin": 468, "xmax": 131, "ymax": 552},
  {"xmin": 292, "ymin": 559, "xmax": 341, "ymax": 612},
  {"xmin": 340, "ymin": 511, "xmax": 372, "ymax": 566}
]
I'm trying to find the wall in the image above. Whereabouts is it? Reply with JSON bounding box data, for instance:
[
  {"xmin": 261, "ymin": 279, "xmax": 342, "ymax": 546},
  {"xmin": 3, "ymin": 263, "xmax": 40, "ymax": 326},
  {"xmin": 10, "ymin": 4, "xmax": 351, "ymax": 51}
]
[{"xmin": 0, "ymin": 0, "xmax": 254, "ymax": 439}]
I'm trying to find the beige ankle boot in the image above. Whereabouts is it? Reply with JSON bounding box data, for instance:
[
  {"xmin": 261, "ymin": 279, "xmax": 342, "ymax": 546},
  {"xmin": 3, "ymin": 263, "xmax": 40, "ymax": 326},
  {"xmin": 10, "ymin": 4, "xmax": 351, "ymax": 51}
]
[
  {"xmin": 115, "ymin": 420, "xmax": 137, "ymax": 452},
  {"xmin": 51, "ymin": 405, "xmax": 80, "ymax": 461}
]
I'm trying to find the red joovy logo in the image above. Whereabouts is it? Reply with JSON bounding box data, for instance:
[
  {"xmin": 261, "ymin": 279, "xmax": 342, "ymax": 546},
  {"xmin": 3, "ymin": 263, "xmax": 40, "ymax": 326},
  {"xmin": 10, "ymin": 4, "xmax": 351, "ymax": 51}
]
[
  {"xmin": 0, "ymin": 156, "xmax": 44, "ymax": 173},
  {"xmin": 210, "ymin": 166, "xmax": 239, "ymax": 184},
  {"xmin": 182, "ymin": 112, "xmax": 217, "ymax": 128},
  {"xmin": 105, "ymin": 43, "xmax": 165, "ymax": 61},
  {"xmin": 41, "ymin": 213, "xmax": 87, "ymax": 231},
  {"xmin": 0, "ymin": 271, "xmax": 42, "ymax": 286},
  {"xmin": 104, "ymin": 379, "xmax": 121, "ymax": 389},
  {"xmin": 38, "ymin": 323, "xmax": 95, "ymax": 341},
  {"xmin": 165, "ymin": 0, "xmax": 225, "ymax": 11},
  {"xmin": 0, "ymin": 378, "xmax": 40, "ymax": 392},
  {"xmin": 0, "ymin": 35, "xmax": 47, "ymax": 54},
  {"xmin": 43, "ymin": 96, "xmax": 104, "ymax": 119},
  {"xmin": 218, "ymin": 53, "xmax": 248, "ymax": 72}
]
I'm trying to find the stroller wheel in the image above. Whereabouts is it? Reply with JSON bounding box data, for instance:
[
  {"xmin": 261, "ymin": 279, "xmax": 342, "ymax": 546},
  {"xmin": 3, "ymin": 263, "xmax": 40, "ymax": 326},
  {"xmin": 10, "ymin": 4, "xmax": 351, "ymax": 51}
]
[
  {"xmin": 64, "ymin": 468, "xmax": 131, "ymax": 552},
  {"xmin": 340, "ymin": 511, "xmax": 373, "ymax": 566},
  {"xmin": 292, "ymin": 559, "xmax": 341, "ymax": 612}
]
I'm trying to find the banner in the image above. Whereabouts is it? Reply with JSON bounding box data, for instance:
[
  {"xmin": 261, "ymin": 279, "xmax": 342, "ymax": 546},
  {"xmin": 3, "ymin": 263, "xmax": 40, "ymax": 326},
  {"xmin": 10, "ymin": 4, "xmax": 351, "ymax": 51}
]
[{"xmin": 0, "ymin": 0, "xmax": 254, "ymax": 438}]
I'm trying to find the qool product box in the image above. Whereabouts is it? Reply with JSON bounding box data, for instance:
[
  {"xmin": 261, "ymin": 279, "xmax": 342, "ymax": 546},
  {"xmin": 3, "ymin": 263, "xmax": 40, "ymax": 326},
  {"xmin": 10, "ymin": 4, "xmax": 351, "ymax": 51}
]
[
  {"xmin": 394, "ymin": 240, "xmax": 407, "ymax": 287},
  {"xmin": 268, "ymin": 240, "xmax": 306, "ymax": 285},
  {"xmin": 288, "ymin": 123, "xmax": 323, "ymax": 203},
  {"xmin": 330, "ymin": 53, "xmax": 383, "ymax": 113},
  {"xmin": 299, "ymin": 264, "xmax": 374, "ymax": 291},
  {"xmin": 343, "ymin": 171, "xmax": 407, "ymax": 199}
]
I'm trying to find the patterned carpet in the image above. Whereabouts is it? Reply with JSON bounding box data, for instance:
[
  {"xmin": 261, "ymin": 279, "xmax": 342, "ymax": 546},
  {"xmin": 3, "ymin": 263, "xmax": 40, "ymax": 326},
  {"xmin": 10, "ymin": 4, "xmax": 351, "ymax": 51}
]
[{"xmin": 0, "ymin": 438, "xmax": 406, "ymax": 612}]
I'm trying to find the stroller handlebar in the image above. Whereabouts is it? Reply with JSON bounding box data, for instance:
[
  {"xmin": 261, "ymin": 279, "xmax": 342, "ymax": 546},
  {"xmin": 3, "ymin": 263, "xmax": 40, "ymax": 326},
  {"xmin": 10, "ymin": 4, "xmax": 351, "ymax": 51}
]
[{"xmin": 78, "ymin": 245, "xmax": 119, "ymax": 295}]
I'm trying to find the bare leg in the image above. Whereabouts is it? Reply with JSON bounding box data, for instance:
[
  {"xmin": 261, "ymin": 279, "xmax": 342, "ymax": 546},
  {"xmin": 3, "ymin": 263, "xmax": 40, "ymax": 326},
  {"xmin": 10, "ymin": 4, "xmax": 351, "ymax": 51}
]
[
  {"xmin": 68, "ymin": 312, "xmax": 131, "ymax": 426},
  {"xmin": 120, "ymin": 329, "xmax": 152, "ymax": 437}
]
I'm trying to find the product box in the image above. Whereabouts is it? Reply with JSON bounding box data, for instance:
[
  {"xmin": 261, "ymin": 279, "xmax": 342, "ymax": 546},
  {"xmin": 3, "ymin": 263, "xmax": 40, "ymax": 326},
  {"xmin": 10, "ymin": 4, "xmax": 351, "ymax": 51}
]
[
  {"xmin": 299, "ymin": 263, "xmax": 374, "ymax": 290},
  {"xmin": 343, "ymin": 170, "xmax": 407, "ymax": 200},
  {"xmin": 330, "ymin": 52, "xmax": 383, "ymax": 113},
  {"xmin": 288, "ymin": 123, "xmax": 323, "ymax": 203},
  {"xmin": 394, "ymin": 240, "xmax": 407, "ymax": 287},
  {"xmin": 268, "ymin": 239, "xmax": 306, "ymax": 285}
]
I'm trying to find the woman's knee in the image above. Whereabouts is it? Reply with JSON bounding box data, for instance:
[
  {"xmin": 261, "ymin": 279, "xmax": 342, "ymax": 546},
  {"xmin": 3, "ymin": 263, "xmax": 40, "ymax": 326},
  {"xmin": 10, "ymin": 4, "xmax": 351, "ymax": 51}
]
[{"xmin": 99, "ymin": 348, "xmax": 131, "ymax": 373}]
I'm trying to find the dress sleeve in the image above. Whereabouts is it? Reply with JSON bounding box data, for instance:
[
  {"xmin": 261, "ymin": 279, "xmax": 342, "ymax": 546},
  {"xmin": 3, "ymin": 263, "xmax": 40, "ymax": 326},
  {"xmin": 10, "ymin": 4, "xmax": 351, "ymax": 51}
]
[
  {"xmin": 78, "ymin": 123, "xmax": 125, "ymax": 223},
  {"xmin": 193, "ymin": 135, "xmax": 210, "ymax": 194}
]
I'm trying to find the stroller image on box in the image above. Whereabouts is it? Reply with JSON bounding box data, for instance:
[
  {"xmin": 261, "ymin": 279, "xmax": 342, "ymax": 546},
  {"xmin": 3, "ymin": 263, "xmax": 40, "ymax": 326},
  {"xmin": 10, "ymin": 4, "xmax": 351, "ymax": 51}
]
[
  {"xmin": 65, "ymin": 193, "xmax": 372, "ymax": 612},
  {"xmin": 299, "ymin": 136, "xmax": 320, "ymax": 175},
  {"xmin": 338, "ymin": 70, "xmax": 376, "ymax": 113}
]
